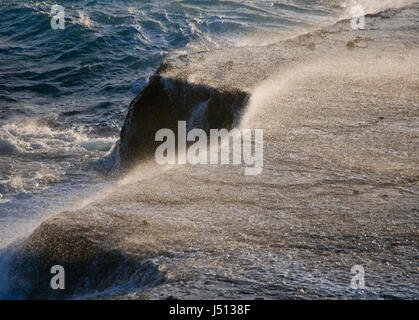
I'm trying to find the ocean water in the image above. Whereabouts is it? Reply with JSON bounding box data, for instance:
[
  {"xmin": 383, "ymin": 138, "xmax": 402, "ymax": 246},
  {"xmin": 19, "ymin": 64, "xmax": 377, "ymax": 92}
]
[
  {"xmin": 0, "ymin": 0, "xmax": 341, "ymax": 245},
  {"xmin": 0, "ymin": 0, "xmax": 418, "ymax": 299}
]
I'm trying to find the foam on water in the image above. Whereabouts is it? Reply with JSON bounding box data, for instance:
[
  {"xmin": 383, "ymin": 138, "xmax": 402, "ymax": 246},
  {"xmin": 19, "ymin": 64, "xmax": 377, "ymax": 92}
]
[
  {"xmin": 0, "ymin": 118, "xmax": 117, "ymax": 201},
  {"xmin": 340, "ymin": 0, "xmax": 418, "ymax": 16}
]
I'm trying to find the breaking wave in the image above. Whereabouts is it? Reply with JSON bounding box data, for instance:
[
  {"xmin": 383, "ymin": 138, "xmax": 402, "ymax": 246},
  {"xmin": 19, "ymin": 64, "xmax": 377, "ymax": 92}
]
[{"xmin": 1, "ymin": 0, "xmax": 418, "ymax": 299}]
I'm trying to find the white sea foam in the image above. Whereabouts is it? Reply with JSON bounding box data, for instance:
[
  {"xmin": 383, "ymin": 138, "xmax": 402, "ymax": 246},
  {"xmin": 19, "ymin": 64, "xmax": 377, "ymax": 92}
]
[
  {"xmin": 0, "ymin": 120, "xmax": 115, "ymax": 154},
  {"xmin": 77, "ymin": 10, "xmax": 93, "ymax": 28},
  {"xmin": 340, "ymin": 0, "xmax": 418, "ymax": 18}
]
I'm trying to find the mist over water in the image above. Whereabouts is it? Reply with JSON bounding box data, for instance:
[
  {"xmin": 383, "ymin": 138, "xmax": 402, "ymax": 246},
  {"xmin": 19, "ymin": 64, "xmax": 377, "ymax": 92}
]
[
  {"xmin": 0, "ymin": 0, "xmax": 418, "ymax": 299},
  {"xmin": 0, "ymin": 0, "xmax": 342, "ymax": 247}
]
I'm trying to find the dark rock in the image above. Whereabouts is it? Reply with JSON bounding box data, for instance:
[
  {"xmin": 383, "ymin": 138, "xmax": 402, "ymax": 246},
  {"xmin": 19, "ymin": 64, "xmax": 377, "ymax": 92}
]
[
  {"xmin": 119, "ymin": 69, "xmax": 248, "ymax": 171},
  {"xmin": 7, "ymin": 211, "xmax": 166, "ymax": 299}
]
